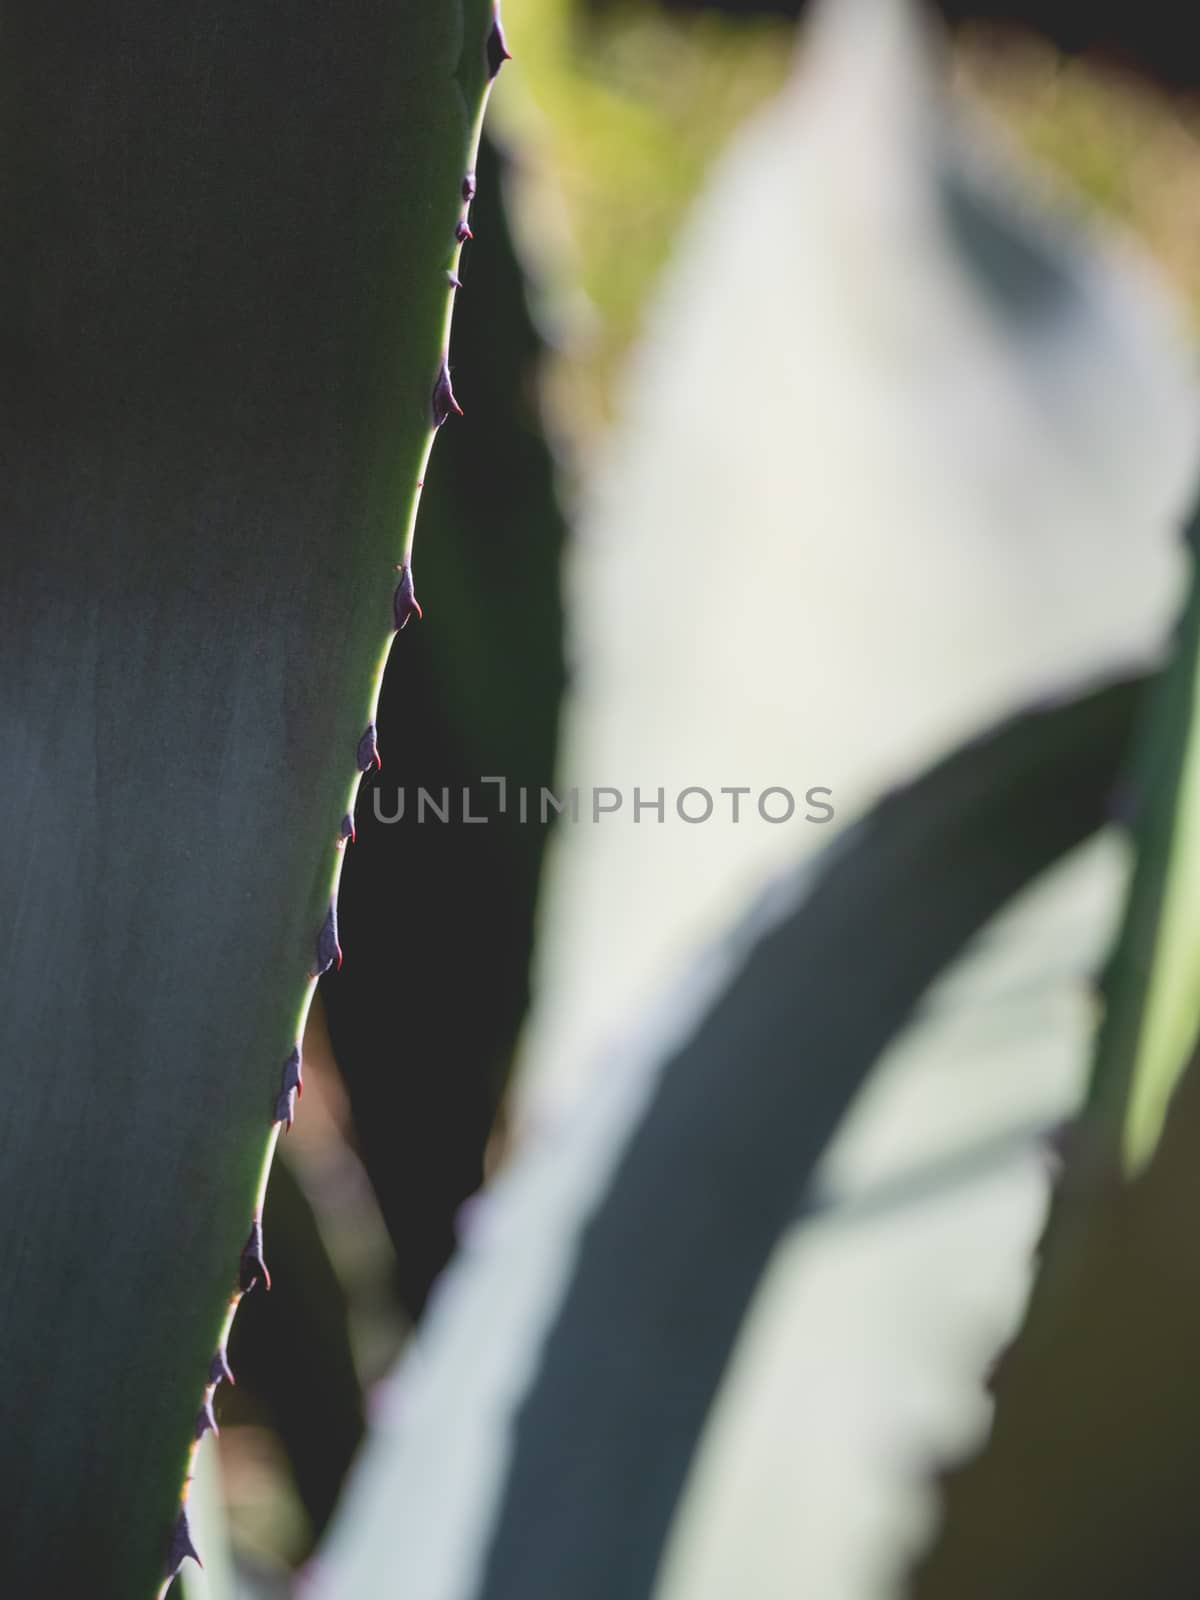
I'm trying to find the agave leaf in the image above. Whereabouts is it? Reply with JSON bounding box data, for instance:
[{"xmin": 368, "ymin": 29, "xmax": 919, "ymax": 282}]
[
  {"xmin": 307, "ymin": 679, "xmax": 1141, "ymax": 1600},
  {"xmin": 176, "ymin": 1441, "xmax": 235, "ymax": 1600},
  {"xmin": 909, "ymin": 1076, "xmax": 1200, "ymax": 1592},
  {"xmin": 517, "ymin": 0, "xmax": 1197, "ymax": 1129},
  {"xmin": 364, "ymin": 5, "xmax": 1193, "ymax": 1594},
  {"xmin": 320, "ymin": 129, "xmax": 566, "ymax": 1319},
  {"xmin": 908, "ymin": 514, "xmax": 1200, "ymax": 1592},
  {"xmin": 1086, "ymin": 510, "xmax": 1200, "ymax": 1169},
  {"xmin": 0, "ymin": 3, "xmax": 501, "ymax": 1593},
  {"xmin": 911, "ymin": 958, "xmax": 1200, "ymax": 1598},
  {"xmin": 227, "ymin": 1151, "xmax": 364, "ymax": 1549}
]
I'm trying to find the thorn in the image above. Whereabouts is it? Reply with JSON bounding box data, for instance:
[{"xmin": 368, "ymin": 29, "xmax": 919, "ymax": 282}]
[
  {"xmin": 432, "ymin": 358, "xmax": 463, "ymax": 428},
  {"xmin": 275, "ymin": 1046, "xmax": 303, "ymax": 1129},
  {"xmin": 462, "ymin": 173, "xmax": 477, "ymax": 204},
  {"xmin": 274, "ymin": 1079, "xmax": 299, "ymax": 1127},
  {"xmin": 487, "ymin": 12, "xmax": 512, "ymax": 77},
  {"xmin": 165, "ymin": 1503, "xmax": 203, "ymax": 1580},
  {"xmin": 209, "ymin": 1348, "xmax": 235, "ymax": 1388},
  {"xmin": 239, "ymin": 1217, "xmax": 271, "ymax": 1294},
  {"xmin": 447, "ymin": 270, "xmax": 462, "ymax": 290},
  {"xmin": 283, "ymin": 1046, "xmax": 302, "ymax": 1098},
  {"xmin": 339, "ymin": 811, "xmax": 356, "ymax": 847},
  {"xmin": 393, "ymin": 564, "xmax": 423, "ymax": 631},
  {"xmin": 455, "ymin": 219, "xmax": 473, "ymax": 244},
  {"xmin": 194, "ymin": 1395, "xmax": 219, "ymax": 1440},
  {"xmin": 357, "ymin": 723, "xmax": 380, "ymax": 774},
  {"xmin": 314, "ymin": 903, "xmax": 342, "ymax": 976}
]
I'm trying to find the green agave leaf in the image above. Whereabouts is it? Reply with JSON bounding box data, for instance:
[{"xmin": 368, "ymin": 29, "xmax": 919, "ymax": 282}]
[
  {"xmin": 909, "ymin": 515, "xmax": 1200, "ymax": 1595},
  {"xmin": 321, "ymin": 129, "xmax": 566, "ymax": 1319},
  {"xmin": 911, "ymin": 987, "xmax": 1200, "ymax": 1598},
  {"xmin": 176, "ymin": 1438, "xmax": 236, "ymax": 1600},
  {"xmin": 310, "ymin": 678, "xmax": 1141, "ymax": 1600},
  {"xmin": 0, "ymin": 3, "xmax": 502, "ymax": 1594},
  {"xmin": 1087, "ymin": 510, "xmax": 1200, "ymax": 1170},
  {"xmin": 226, "ymin": 1151, "xmax": 364, "ymax": 1551}
]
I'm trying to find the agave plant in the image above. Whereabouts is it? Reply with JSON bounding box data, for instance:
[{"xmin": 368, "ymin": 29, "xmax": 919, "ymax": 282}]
[
  {"xmin": 6, "ymin": 0, "xmax": 1200, "ymax": 1596},
  {"xmin": 0, "ymin": 3, "xmax": 510, "ymax": 1593}
]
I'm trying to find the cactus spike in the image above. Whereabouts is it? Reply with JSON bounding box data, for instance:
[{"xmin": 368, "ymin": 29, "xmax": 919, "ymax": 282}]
[
  {"xmin": 462, "ymin": 172, "xmax": 477, "ymax": 204},
  {"xmin": 357, "ymin": 723, "xmax": 381, "ymax": 774},
  {"xmin": 455, "ymin": 218, "xmax": 473, "ymax": 244},
  {"xmin": 432, "ymin": 357, "xmax": 464, "ymax": 428},
  {"xmin": 282, "ymin": 1046, "xmax": 303, "ymax": 1098},
  {"xmin": 447, "ymin": 270, "xmax": 463, "ymax": 290},
  {"xmin": 194, "ymin": 1395, "xmax": 219, "ymax": 1440},
  {"xmin": 209, "ymin": 1347, "xmax": 235, "ymax": 1388},
  {"xmin": 165, "ymin": 1503, "xmax": 202, "ymax": 1579},
  {"xmin": 238, "ymin": 1217, "xmax": 271, "ymax": 1294},
  {"xmin": 314, "ymin": 903, "xmax": 342, "ymax": 976},
  {"xmin": 274, "ymin": 1046, "xmax": 304, "ymax": 1129},
  {"xmin": 338, "ymin": 811, "xmax": 356, "ymax": 847},
  {"xmin": 393, "ymin": 564, "xmax": 423, "ymax": 632},
  {"xmin": 486, "ymin": 10, "xmax": 512, "ymax": 78}
]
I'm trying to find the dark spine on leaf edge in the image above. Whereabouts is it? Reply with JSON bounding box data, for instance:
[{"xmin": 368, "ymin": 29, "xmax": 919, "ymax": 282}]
[
  {"xmin": 165, "ymin": 1504, "xmax": 202, "ymax": 1579},
  {"xmin": 357, "ymin": 723, "xmax": 380, "ymax": 774},
  {"xmin": 432, "ymin": 358, "xmax": 463, "ymax": 428},
  {"xmin": 194, "ymin": 1394, "xmax": 219, "ymax": 1440},
  {"xmin": 487, "ymin": 11, "xmax": 512, "ymax": 78},
  {"xmin": 238, "ymin": 1217, "xmax": 271, "ymax": 1294},
  {"xmin": 275, "ymin": 1046, "xmax": 304, "ymax": 1129},
  {"xmin": 209, "ymin": 1347, "xmax": 234, "ymax": 1388},
  {"xmin": 314, "ymin": 903, "xmax": 342, "ymax": 976},
  {"xmin": 393, "ymin": 564, "xmax": 423, "ymax": 631}
]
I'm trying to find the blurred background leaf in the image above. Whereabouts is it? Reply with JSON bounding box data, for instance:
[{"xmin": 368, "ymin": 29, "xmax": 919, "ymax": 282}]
[
  {"xmin": 912, "ymin": 1036, "xmax": 1200, "ymax": 1599},
  {"xmin": 178, "ymin": 1441, "xmax": 236, "ymax": 1600},
  {"xmin": 908, "ymin": 509, "xmax": 1200, "ymax": 1595},
  {"xmin": 307, "ymin": 679, "xmax": 1144, "ymax": 1600},
  {"xmin": 581, "ymin": 0, "xmax": 1200, "ymax": 94}
]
